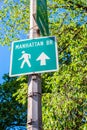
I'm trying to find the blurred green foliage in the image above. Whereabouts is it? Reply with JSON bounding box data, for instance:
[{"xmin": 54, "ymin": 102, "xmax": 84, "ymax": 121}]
[{"xmin": 0, "ymin": 0, "xmax": 87, "ymax": 129}]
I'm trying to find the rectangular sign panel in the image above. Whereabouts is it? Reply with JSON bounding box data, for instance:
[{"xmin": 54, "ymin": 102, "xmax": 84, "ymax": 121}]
[
  {"xmin": 36, "ymin": 0, "xmax": 49, "ymax": 36},
  {"xmin": 9, "ymin": 36, "xmax": 58, "ymax": 77}
]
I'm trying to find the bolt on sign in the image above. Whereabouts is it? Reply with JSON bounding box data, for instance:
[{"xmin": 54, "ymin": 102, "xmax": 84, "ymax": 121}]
[
  {"xmin": 36, "ymin": 0, "xmax": 49, "ymax": 36},
  {"xmin": 9, "ymin": 36, "xmax": 59, "ymax": 77}
]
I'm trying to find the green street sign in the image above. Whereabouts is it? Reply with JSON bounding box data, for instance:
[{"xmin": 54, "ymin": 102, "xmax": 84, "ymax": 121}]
[
  {"xmin": 9, "ymin": 36, "xmax": 58, "ymax": 77},
  {"xmin": 36, "ymin": 0, "xmax": 49, "ymax": 36}
]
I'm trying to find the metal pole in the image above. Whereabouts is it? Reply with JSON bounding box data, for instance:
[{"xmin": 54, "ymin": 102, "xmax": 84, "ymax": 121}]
[{"xmin": 27, "ymin": 0, "xmax": 42, "ymax": 130}]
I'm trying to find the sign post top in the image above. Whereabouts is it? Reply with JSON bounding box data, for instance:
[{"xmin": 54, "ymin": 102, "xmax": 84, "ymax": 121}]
[{"xmin": 36, "ymin": 0, "xmax": 49, "ymax": 36}]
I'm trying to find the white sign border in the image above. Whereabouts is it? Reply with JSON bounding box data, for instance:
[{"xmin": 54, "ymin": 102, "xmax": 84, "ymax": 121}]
[{"xmin": 9, "ymin": 36, "xmax": 59, "ymax": 77}]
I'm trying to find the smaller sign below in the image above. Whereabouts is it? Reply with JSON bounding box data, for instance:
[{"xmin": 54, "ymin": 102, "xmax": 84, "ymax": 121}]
[{"xmin": 9, "ymin": 36, "xmax": 59, "ymax": 77}]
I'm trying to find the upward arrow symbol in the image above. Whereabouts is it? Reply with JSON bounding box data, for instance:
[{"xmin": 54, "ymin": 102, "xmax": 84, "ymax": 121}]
[{"xmin": 36, "ymin": 52, "xmax": 50, "ymax": 66}]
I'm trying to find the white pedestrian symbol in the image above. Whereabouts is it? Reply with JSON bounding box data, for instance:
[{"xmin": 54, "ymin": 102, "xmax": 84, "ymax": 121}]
[
  {"xmin": 18, "ymin": 51, "xmax": 31, "ymax": 68},
  {"xmin": 36, "ymin": 52, "xmax": 50, "ymax": 66}
]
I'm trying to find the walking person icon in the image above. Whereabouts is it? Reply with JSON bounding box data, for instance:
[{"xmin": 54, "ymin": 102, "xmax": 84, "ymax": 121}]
[{"xmin": 18, "ymin": 51, "xmax": 31, "ymax": 68}]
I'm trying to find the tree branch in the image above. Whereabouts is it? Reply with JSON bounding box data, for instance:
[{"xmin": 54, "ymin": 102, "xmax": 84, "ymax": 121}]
[
  {"xmin": 68, "ymin": 1, "xmax": 87, "ymax": 11},
  {"xmin": 49, "ymin": 1, "xmax": 87, "ymax": 11}
]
